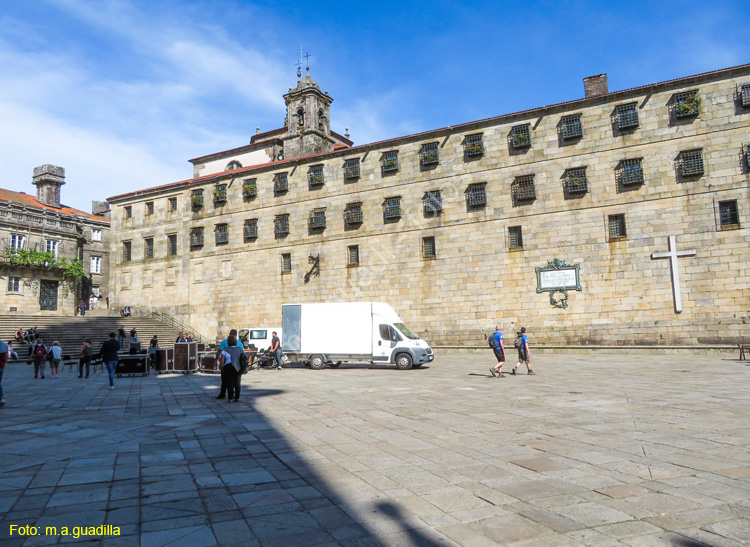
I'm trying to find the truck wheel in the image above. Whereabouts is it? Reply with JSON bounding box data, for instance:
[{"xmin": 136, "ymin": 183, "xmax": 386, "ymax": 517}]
[
  {"xmin": 329, "ymin": 361, "xmax": 341, "ymax": 368},
  {"xmin": 309, "ymin": 355, "xmax": 326, "ymax": 369},
  {"xmin": 395, "ymin": 353, "xmax": 413, "ymax": 370}
]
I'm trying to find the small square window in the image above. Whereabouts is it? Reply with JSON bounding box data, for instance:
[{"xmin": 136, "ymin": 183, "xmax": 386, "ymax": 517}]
[
  {"xmin": 215, "ymin": 224, "xmax": 229, "ymax": 244},
  {"xmin": 422, "ymin": 236, "xmax": 436, "ymax": 259},
  {"xmin": 618, "ymin": 158, "xmax": 644, "ymax": 186},
  {"xmin": 466, "ymin": 183, "xmax": 487, "ymax": 207},
  {"xmin": 274, "ymin": 172, "xmax": 288, "ymax": 193},
  {"xmin": 719, "ymin": 200, "xmax": 739, "ymax": 229},
  {"xmin": 243, "ymin": 219, "xmax": 258, "ymax": 241},
  {"xmin": 274, "ymin": 214, "xmax": 290, "ymax": 237},
  {"xmin": 510, "ymin": 124, "xmax": 531, "ymax": 148},
  {"xmin": 144, "ymin": 238, "xmax": 154, "ymax": 259},
  {"xmin": 168, "ymin": 197, "xmax": 177, "ymax": 211},
  {"xmin": 420, "ymin": 142, "xmax": 439, "ymax": 166},
  {"xmin": 308, "ymin": 165, "xmax": 324, "ymax": 187},
  {"xmin": 616, "ymin": 103, "xmax": 639, "ymax": 130},
  {"xmin": 344, "ymin": 203, "xmax": 363, "ymax": 225},
  {"xmin": 383, "ymin": 197, "xmax": 402, "ymax": 219},
  {"xmin": 213, "ymin": 184, "xmax": 227, "ymax": 204},
  {"xmin": 423, "ymin": 190, "xmax": 443, "ymax": 217},
  {"xmin": 243, "ymin": 178, "xmax": 257, "ymax": 199},
  {"xmin": 190, "ymin": 228, "xmax": 204, "ymax": 249},
  {"xmin": 124, "ymin": 206, "xmax": 132, "ymax": 219},
  {"xmin": 281, "ymin": 253, "xmax": 292, "ymax": 273},
  {"xmin": 673, "ymin": 90, "xmax": 700, "ymax": 118},
  {"xmin": 508, "ymin": 226, "xmax": 523, "ymax": 250},
  {"xmin": 741, "ymin": 84, "xmax": 750, "ymax": 108},
  {"xmin": 122, "ymin": 241, "xmax": 132, "ymax": 262},
  {"xmin": 381, "ymin": 151, "xmax": 399, "ymax": 173},
  {"xmin": 464, "ymin": 133, "xmax": 484, "ymax": 157},
  {"xmin": 512, "ymin": 175, "xmax": 536, "ymax": 202},
  {"xmin": 145, "ymin": 201, "xmax": 154, "ymax": 215},
  {"xmin": 344, "ymin": 158, "xmax": 360, "ymax": 179},
  {"xmin": 347, "ymin": 245, "xmax": 360, "ymax": 266},
  {"xmin": 92, "ymin": 229, "xmax": 102, "ymax": 241},
  {"xmin": 608, "ymin": 214, "xmax": 627, "ymax": 240},
  {"xmin": 565, "ymin": 168, "xmax": 588, "ymax": 194},
  {"xmin": 167, "ymin": 234, "xmax": 177, "ymax": 256},
  {"xmin": 308, "ymin": 209, "xmax": 326, "ymax": 230},
  {"xmin": 679, "ymin": 149, "xmax": 704, "ymax": 177},
  {"xmin": 8, "ymin": 276, "xmax": 21, "ymax": 293},
  {"xmin": 561, "ymin": 114, "xmax": 583, "ymax": 139},
  {"xmin": 191, "ymin": 190, "xmax": 204, "ymax": 209}
]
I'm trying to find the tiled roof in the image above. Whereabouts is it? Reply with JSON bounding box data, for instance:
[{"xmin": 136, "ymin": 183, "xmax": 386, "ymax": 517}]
[{"xmin": 0, "ymin": 188, "xmax": 109, "ymax": 223}]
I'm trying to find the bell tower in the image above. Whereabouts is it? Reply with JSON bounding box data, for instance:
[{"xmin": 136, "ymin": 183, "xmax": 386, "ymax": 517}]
[{"xmin": 282, "ymin": 60, "xmax": 334, "ymax": 160}]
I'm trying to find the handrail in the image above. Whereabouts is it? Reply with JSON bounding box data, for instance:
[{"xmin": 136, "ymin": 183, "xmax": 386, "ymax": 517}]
[{"xmin": 151, "ymin": 309, "xmax": 211, "ymax": 346}]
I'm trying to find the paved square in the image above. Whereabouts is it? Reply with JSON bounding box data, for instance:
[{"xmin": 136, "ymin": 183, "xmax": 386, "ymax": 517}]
[{"xmin": 1, "ymin": 351, "xmax": 749, "ymax": 546}]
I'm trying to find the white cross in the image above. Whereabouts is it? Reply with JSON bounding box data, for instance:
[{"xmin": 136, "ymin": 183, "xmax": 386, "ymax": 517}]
[{"xmin": 650, "ymin": 235, "xmax": 696, "ymax": 313}]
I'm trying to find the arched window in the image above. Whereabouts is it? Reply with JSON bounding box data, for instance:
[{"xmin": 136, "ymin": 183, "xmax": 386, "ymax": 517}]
[
  {"xmin": 226, "ymin": 161, "xmax": 242, "ymax": 171},
  {"xmin": 296, "ymin": 107, "xmax": 305, "ymax": 129}
]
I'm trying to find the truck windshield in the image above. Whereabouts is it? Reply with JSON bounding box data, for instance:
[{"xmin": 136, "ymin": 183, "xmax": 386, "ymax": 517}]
[
  {"xmin": 393, "ymin": 323, "xmax": 419, "ymax": 340},
  {"xmin": 250, "ymin": 330, "xmax": 267, "ymax": 339}
]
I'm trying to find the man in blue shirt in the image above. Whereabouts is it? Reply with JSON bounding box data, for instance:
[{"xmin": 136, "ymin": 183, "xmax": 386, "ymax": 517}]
[
  {"xmin": 512, "ymin": 327, "xmax": 535, "ymax": 375},
  {"xmin": 489, "ymin": 325, "xmax": 506, "ymax": 378}
]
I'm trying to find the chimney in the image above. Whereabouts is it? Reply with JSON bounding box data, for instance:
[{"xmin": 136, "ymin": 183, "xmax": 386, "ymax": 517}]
[
  {"xmin": 256, "ymin": 127, "xmax": 260, "ymax": 135},
  {"xmin": 583, "ymin": 74, "xmax": 608, "ymax": 98},
  {"xmin": 32, "ymin": 165, "xmax": 65, "ymax": 208}
]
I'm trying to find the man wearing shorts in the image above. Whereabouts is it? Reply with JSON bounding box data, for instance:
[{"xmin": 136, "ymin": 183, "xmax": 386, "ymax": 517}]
[
  {"xmin": 513, "ymin": 327, "xmax": 535, "ymax": 375},
  {"xmin": 488, "ymin": 325, "xmax": 506, "ymax": 378}
]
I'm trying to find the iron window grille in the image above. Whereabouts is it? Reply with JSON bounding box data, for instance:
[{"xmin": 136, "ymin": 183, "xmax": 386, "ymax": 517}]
[
  {"xmin": 383, "ymin": 197, "xmax": 402, "ymax": 219},
  {"xmin": 423, "ymin": 191, "xmax": 443, "ymax": 216},
  {"xmin": 616, "ymin": 103, "xmax": 639, "ymax": 129},
  {"xmin": 190, "ymin": 190, "xmax": 204, "ymax": 209},
  {"xmin": 508, "ymin": 226, "xmax": 523, "ymax": 250},
  {"xmin": 618, "ymin": 158, "xmax": 644, "ymax": 186},
  {"xmin": 381, "ymin": 151, "xmax": 399, "ymax": 173},
  {"xmin": 348, "ymin": 245, "xmax": 360, "ymax": 266},
  {"xmin": 344, "ymin": 203, "xmax": 363, "ymax": 224},
  {"xmin": 674, "ymin": 90, "xmax": 700, "ymax": 118},
  {"xmin": 308, "ymin": 165, "xmax": 324, "ymax": 187},
  {"xmin": 464, "ymin": 133, "xmax": 484, "ymax": 157},
  {"xmin": 344, "ymin": 158, "xmax": 360, "ymax": 179},
  {"xmin": 565, "ymin": 168, "xmax": 588, "ymax": 194},
  {"xmin": 213, "ymin": 184, "xmax": 227, "ymax": 204},
  {"xmin": 561, "ymin": 114, "xmax": 583, "ymax": 139},
  {"xmin": 745, "ymin": 144, "xmax": 750, "ymax": 168},
  {"xmin": 420, "ymin": 142, "xmax": 439, "ymax": 166},
  {"xmin": 124, "ymin": 206, "xmax": 132, "ymax": 218},
  {"xmin": 512, "ymin": 175, "xmax": 536, "ymax": 201},
  {"xmin": 243, "ymin": 219, "xmax": 258, "ymax": 240},
  {"xmin": 274, "ymin": 172, "xmax": 288, "ymax": 193},
  {"xmin": 510, "ymin": 124, "xmax": 531, "ymax": 148},
  {"xmin": 168, "ymin": 197, "xmax": 177, "ymax": 211},
  {"xmin": 466, "ymin": 183, "xmax": 487, "ymax": 207},
  {"xmin": 719, "ymin": 201, "xmax": 739, "ymax": 228},
  {"xmin": 679, "ymin": 149, "xmax": 704, "ymax": 177},
  {"xmin": 274, "ymin": 215, "xmax": 290, "ymax": 237},
  {"xmin": 167, "ymin": 234, "xmax": 177, "ymax": 256},
  {"xmin": 741, "ymin": 84, "xmax": 750, "ymax": 108},
  {"xmin": 215, "ymin": 224, "xmax": 229, "ymax": 245},
  {"xmin": 144, "ymin": 238, "xmax": 154, "ymax": 259},
  {"xmin": 190, "ymin": 228, "xmax": 204, "ymax": 248},
  {"xmin": 308, "ymin": 209, "xmax": 327, "ymax": 230},
  {"xmin": 608, "ymin": 214, "xmax": 627, "ymax": 239},
  {"xmin": 122, "ymin": 241, "xmax": 132, "ymax": 262},
  {"xmin": 281, "ymin": 253, "xmax": 292, "ymax": 273},
  {"xmin": 242, "ymin": 178, "xmax": 257, "ymax": 199},
  {"xmin": 422, "ymin": 236, "xmax": 436, "ymax": 259},
  {"xmin": 145, "ymin": 202, "xmax": 154, "ymax": 215}
]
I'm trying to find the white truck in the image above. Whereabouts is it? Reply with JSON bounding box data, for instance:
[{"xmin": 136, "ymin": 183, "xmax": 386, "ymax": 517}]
[{"xmin": 281, "ymin": 302, "xmax": 434, "ymax": 369}]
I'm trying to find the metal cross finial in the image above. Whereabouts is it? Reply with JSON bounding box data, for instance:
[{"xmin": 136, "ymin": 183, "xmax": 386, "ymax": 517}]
[
  {"xmin": 650, "ymin": 235, "xmax": 697, "ymax": 313},
  {"xmin": 304, "ymin": 51, "xmax": 311, "ymax": 68}
]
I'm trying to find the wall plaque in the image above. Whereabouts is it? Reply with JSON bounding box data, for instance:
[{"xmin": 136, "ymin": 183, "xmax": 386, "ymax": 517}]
[{"xmin": 535, "ymin": 258, "xmax": 581, "ymax": 308}]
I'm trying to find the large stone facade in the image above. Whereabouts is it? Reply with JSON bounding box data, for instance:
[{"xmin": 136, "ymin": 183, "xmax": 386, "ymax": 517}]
[{"xmin": 108, "ymin": 65, "xmax": 750, "ymax": 346}]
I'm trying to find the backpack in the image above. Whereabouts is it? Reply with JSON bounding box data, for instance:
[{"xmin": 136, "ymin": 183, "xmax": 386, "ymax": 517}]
[
  {"xmin": 84, "ymin": 345, "xmax": 93, "ymax": 357},
  {"xmin": 239, "ymin": 352, "xmax": 250, "ymax": 374},
  {"xmin": 34, "ymin": 345, "xmax": 46, "ymax": 358},
  {"xmin": 488, "ymin": 334, "xmax": 499, "ymax": 349},
  {"xmin": 514, "ymin": 336, "xmax": 524, "ymax": 349}
]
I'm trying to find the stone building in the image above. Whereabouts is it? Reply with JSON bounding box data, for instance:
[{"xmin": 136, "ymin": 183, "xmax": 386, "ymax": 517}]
[
  {"xmin": 0, "ymin": 165, "xmax": 111, "ymax": 315},
  {"xmin": 108, "ymin": 64, "xmax": 750, "ymax": 346}
]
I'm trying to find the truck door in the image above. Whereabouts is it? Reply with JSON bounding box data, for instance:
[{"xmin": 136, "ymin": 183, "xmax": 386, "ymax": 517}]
[{"xmin": 373, "ymin": 324, "xmax": 400, "ymax": 362}]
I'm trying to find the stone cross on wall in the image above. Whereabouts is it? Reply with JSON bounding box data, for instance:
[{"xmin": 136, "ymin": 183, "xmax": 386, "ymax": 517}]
[{"xmin": 650, "ymin": 235, "xmax": 697, "ymax": 313}]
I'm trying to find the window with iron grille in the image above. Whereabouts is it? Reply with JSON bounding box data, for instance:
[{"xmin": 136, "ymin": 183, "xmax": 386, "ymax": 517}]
[
  {"xmin": 190, "ymin": 228, "xmax": 204, "ymax": 248},
  {"xmin": 383, "ymin": 197, "xmax": 402, "ymax": 219},
  {"xmin": 565, "ymin": 168, "xmax": 588, "ymax": 194},
  {"xmin": 466, "ymin": 183, "xmax": 487, "ymax": 207},
  {"xmin": 8, "ymin": 277, "xmax": 20, "ymax": 292},
  {"xmin": 679, "ymin": 149, "xmax": 704, "ymax": 177},
  {"xmin": 510, "ymin": 124, "xmax": 531, "ymax": 148},
  {"xmin": 167, "ymin": 234, "xmax": 177, "ymax": 256},
  {"xmin": 742, "ymin": 84, "xmax": 750, "ymax": 108},
  {"xmin": 561, "ymin": 114, "xmax": 583, "ymax": 139},
  {"xmin": 464, "ymin": 133, "xmax": 484, "ymax": 157},
  {"xmin": 191, "ymin": 190, "xmax": 204, "ymax": 209},
  {"xmin": 308, "ymin": 209, "xmax": 326, "ymax": 229},
  {"xmin": 308, "ymin": 165, "xmax": 324, "ymax": 187},
  {"xmin": 344, "ymin": 202, "xmax": 363, "ymax": 224},
  {"xmin": 243, "ymin": 219, "xmax": 258, "ymax": 240},
  {"xmin": 145, "ymin": 201, "xmax": 154, "ymax": 215},
  {"xmin": 347, "ymin": 245, "xmax": 360, "ymax": 266},
  {"xmin": 512, "ymin": 175, "xmax": 536, "ymax": 201},
  {"xmin": 420, "ymin": 142, "xmax": 439, "ymax": 166},
  {"xmin": 274, "ymin": 214, "xmax": 289, "ymax": 237},
  {"xmin": 124, "ymin": 206, "xmax": 132, "ymax": 219},
  {"xmin": 344, "ymin": 158, "xmax": 360, "ymax": 179},
  {"xmin": 215, "ymin": 224, "xmax": 229, "ymax": 245},
  {"xmin": 673, "ymin": 90, "xmax": 700, "ymax": 118},
  {"xmin": 608, "ymin": 214, "xmax": 627, "ymax": 239},
  {"xmin": 168, "ymin": 197, "xmax": 177, "ymax": 211},
  {"xmin": 274, "ymin": 172, "xmax": 288, "ymax": 193},
  {"xmin": 719, "ymin": 200, "xmax": 739, "ymax": 228},
  {"xmin": 423, "ymin": 190, "xmax": 443, "ymax": 216},
  {"xmin": 381, "ymin": 151, "xmax": 399, "ymax": 173},
  {"xmin": 213, "ymin": 184, "xmax": 227, "ymax": 204},
  {"xmin": 242, "ymin": 178, "xmax": 257, "ymax": 200},
  {"xmin": 422, "ymin": 236, "xmax": 436, "ymax": 259},
  {"xmin": 144, "ymin": 237, "xmax": 154, "ymax": 259},
  {"xmin": 616, "ymin": 103, "xmax": 639, "ymax": 129},
  {"xmin": 508, "ymin": 226, "xmax": 523, "ymax": 250},
  {"xmin": 281, "ymin": 253, "xmax": 292, "ymax": 273},
  {"xmin": 122, "ymin": 241, "xmax": 132, "ymax": 262},
  {"xmin": 746, "ymin": 144, "xmax": 750, "ymax": 168},
  {"xmin": 618, "ymin": 158, "xmax": 644, "ymax": 186}
]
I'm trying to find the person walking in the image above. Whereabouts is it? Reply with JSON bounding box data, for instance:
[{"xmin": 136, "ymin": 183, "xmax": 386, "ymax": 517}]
[
  {"xmin": 0, "ymin": 339, "xmax": 8, "ymax": 407},
  {"xmin": 488, "ymin": 325, "xmax": 506, "ymax": 378},
  {"xmin": 49, "ymin": 341, "xmax": 63, "ymax": 378},
  {"xmin": 99, "ymin": 332, "xmax": 120, "ymax": 389},
  {"xmin": 512, "ymin": 327, "xmax": 535, "ymax": 375},
  {"xmin": 32, "ymin": 339, "xmax": 48, "ymax": 379},
  {"xmin": 79, "ymin": 339, "xmax": 93, "ymax": 378},
  {"xmin": 217, "ymin": 335, "xmax": 243, "ymax": 402},
  {"xmin": 147, "ymin": 336, "xmax": 158, "ymax": 370},
  {"xmin": 118, "ymin": 326, "xmax": 126, "ymax": 348},
  {"xmin": 270, "ymin": 331, "xmax": 282, "ymax": 370}
]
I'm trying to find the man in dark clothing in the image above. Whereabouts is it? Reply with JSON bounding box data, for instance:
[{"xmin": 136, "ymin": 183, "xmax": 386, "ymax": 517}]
[
  {"xmin": 270, "ymin": 332, "xmax": 282, "ymax": 370},
  {"xmin": 175, "ymin": 332, "xmax": 188, "ymax": 343},
  {"xmin": 218, "ymin": 336, "xmax": 243, "ymax": 402},
  {"xmin": 99, "ymin": 332, "xmax": 120, "ymax": 389},
  {"xmin": 118, "ymin": 327, "xmax": 126, "ymax": 348}
]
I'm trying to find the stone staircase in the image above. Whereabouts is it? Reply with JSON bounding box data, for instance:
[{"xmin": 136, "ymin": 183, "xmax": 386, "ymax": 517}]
[{"xmin": 1, "ymin": 314, "xmax": 186, "ymax": 361}]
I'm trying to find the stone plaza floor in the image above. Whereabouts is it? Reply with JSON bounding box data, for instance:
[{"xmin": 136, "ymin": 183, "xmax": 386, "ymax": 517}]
[{"xmin": 0, "ymin": 350, "xmax": 749, "ymax": 546}]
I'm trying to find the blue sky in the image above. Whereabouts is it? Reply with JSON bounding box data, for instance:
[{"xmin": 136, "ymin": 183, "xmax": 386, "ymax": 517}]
[{"xmin": 0, "ymin": 0, "xmax": 746, "ymax": 212}]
